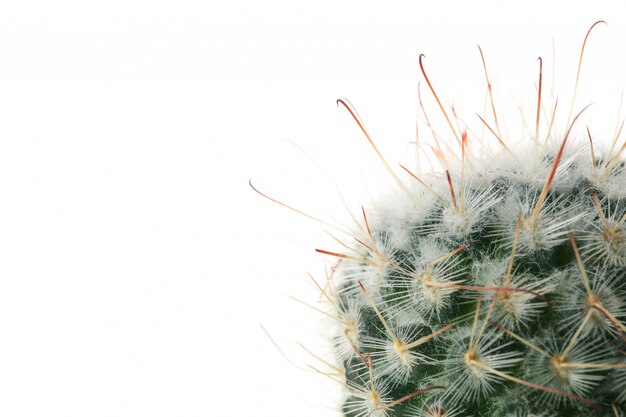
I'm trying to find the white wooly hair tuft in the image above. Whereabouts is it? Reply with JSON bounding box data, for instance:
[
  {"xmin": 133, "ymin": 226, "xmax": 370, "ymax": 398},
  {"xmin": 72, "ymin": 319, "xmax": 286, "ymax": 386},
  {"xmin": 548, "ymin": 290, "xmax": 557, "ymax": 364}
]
[
  {"xmin": 490, "ymin": 188, "xmax": 584, "ymax": 254},
  {"xmin": 342, "ymin": 375, "xmax": 394, "ymax": 417},
  {"xmin": 578, "ymin": 196, "xmax": 626, "ymax": 268},
  {"xmin": 524, "ymin": 332, "xmax": 613, "ymax": 408},
  {"xmin": 436, "ymin": 326, "xmax": 522, "ymax": 405},
  {"xmin": 555, "ymin": 266, "xmax": 626, "ymax": 338}
]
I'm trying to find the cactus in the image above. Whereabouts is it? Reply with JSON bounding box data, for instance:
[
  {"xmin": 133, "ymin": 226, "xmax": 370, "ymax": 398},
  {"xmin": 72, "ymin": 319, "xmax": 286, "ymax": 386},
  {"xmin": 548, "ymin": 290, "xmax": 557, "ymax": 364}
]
[{"xmin": 256, "ymin": 22, "xmax": 626, "ymax": 417}]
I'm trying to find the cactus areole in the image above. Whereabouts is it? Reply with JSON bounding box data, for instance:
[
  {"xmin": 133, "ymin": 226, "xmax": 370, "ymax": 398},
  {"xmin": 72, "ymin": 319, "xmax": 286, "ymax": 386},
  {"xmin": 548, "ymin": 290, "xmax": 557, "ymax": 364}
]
[{"xmin": 255, "ymin": 22, "xmax": 626, "ymax": 417}]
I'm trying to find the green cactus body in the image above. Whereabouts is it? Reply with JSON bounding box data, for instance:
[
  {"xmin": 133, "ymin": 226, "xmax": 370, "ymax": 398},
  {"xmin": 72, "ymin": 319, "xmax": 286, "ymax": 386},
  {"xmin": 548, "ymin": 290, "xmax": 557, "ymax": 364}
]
[
  {"xmin": 309, "ymin": 33, "xmax": 626, "ymax": 417},
  {"xmin": 326, "ymin": 138, "xmax": 626, "ymax": 416}
]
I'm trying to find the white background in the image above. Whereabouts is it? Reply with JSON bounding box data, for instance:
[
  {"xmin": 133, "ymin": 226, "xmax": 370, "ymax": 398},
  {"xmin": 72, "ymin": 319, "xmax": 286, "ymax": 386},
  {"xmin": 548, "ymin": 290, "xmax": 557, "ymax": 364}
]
[{"xmin": 0, "ymin": 1, "xmax": 625, "ymax": 416}]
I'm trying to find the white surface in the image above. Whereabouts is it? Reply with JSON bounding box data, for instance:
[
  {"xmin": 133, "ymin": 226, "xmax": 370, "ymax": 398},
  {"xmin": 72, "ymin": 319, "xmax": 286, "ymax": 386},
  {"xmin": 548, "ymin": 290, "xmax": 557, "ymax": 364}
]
[{"xmin": 0, "ymin": 1, "xmax": 624, "ymax": 416}]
